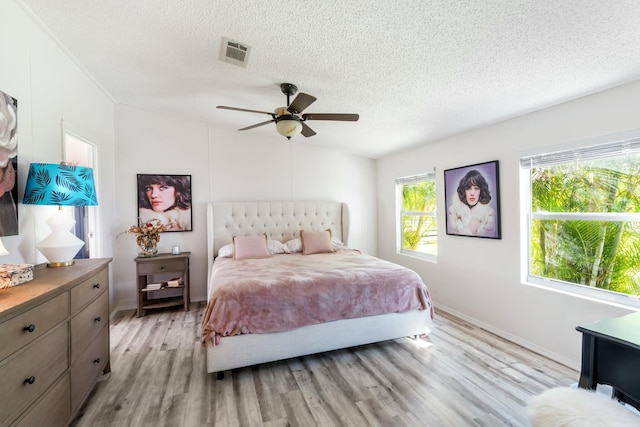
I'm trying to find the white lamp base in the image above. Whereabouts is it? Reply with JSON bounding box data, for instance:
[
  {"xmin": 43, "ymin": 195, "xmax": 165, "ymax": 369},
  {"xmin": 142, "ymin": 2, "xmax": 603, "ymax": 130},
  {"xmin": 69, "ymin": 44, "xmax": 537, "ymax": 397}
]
[{"xmin": 36, "ymin": 209, "xmax": 85, "ymax": 267}]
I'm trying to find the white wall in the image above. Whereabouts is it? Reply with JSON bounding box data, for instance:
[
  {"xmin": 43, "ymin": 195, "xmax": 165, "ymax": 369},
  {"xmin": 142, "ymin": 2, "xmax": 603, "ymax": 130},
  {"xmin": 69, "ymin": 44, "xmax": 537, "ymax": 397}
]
[
  {"xmin": 112, "ymin": 104, "xmax": 377, "ymax": 310},
  {"xmin": 377, "ymin": 80, "xmax": 640, "ymax": 369},
  {"xmin": 1, "ymin": 1, "xmax": 116, "ymax": 304}
]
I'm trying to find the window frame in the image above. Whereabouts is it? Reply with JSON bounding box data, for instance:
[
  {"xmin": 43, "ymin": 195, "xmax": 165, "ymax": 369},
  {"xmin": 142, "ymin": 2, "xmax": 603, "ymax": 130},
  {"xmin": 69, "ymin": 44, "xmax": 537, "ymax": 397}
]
[
  {"xmin": 396, "ymin": 172, "xmax": 437, "ymax": 261},
  {"xmin": 520, "ymin": 132, "xmax": 640, "ymax": 309}
]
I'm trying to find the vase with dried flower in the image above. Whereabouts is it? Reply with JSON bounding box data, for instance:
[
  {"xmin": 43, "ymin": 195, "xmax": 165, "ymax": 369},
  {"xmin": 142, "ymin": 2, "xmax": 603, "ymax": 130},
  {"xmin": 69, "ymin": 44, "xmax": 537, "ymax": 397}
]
[{"xmin": 122, "ymin": 219, "xmax": 166, "ymax": 257}]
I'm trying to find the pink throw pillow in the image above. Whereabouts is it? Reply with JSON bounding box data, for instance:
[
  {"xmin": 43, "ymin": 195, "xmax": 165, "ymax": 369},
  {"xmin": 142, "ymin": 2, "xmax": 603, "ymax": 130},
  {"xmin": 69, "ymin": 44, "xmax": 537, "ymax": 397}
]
[
  {"xmin": 300, "ymin": 229, "xmax": 334, "ymax": 255},
  {"xmin": 233, "ymin": 234, "xmax": 271, "ymax": 259}
]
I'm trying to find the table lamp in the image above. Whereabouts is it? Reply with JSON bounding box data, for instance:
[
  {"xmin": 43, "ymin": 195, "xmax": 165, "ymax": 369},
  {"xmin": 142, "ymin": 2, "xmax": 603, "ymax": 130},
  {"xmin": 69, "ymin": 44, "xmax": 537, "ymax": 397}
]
[{"xmin": 23, "ymin": 163, "xmax": 98, "ymax": 267}]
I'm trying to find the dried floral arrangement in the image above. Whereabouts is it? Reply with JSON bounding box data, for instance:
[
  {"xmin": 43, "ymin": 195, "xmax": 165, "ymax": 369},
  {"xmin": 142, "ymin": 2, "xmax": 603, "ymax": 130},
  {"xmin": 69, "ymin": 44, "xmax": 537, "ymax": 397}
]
[{"xmin": 121, "ymin": 218, "xmax": 167, "ymax": 251}]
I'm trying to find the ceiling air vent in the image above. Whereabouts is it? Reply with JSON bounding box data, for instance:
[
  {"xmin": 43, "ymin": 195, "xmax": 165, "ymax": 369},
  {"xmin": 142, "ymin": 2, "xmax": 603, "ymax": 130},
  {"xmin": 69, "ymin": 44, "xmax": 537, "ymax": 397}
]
[{"xmin": 221, "ymin": 37, "xmax": 251, "ymax": 67}]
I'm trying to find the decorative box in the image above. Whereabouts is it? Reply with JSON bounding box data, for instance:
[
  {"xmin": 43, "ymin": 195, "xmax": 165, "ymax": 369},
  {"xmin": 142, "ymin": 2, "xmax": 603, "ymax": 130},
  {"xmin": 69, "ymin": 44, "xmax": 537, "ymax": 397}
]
[{"xmin": 0, "ymin": 264, "xmax": 34, "ymax": 289}]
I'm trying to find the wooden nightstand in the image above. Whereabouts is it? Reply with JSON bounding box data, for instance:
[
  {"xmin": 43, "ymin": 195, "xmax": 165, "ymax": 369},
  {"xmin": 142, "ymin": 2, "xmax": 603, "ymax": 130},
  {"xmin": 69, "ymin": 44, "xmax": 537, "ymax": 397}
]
[{"xmin": 134, "ymin": 252, "xmax": 190, "ymax": 317}]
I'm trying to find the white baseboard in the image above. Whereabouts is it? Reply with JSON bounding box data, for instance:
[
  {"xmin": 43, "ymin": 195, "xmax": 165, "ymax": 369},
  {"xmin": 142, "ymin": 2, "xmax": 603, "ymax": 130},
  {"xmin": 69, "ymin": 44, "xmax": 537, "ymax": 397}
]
[
  {"xmin": 110, "ymin": 297, "xmax": 207, "ymax": 319},
  {"xmin": 434, "ymin": 303, "xmax": 580, "ymax": 372}
]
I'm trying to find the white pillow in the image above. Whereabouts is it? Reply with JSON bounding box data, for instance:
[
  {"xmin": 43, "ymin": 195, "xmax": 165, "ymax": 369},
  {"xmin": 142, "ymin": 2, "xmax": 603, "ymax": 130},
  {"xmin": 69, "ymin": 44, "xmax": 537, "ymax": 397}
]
[
  {"xmin": 218, "ymin": 240, "xmax": 289, "ymax": 258},
  {"xmin": 217, "ymin": 244, "xmax": 234, "ymax": 258},
  {"xmin": 331, "ymin": 237, "xmax": 345, "ymax": 249},
  {"xmin": 284, "ymin": 237, "xmax": 303, "ymax": 253},
  {"xmin": 267, "ymin": 239, "xmax": 290, "ymax": 254}
]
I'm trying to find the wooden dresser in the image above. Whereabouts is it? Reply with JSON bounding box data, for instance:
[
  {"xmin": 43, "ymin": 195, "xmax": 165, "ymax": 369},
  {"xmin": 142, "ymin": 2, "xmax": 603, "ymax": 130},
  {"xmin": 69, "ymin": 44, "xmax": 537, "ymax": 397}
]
[{"xmin": 0, "ymin": 258, "xmax": 111, "ymax": 427}]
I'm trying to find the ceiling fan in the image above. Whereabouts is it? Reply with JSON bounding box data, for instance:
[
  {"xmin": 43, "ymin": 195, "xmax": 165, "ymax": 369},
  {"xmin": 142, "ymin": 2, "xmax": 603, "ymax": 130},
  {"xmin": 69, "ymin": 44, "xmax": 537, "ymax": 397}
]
[{"xmin": 217, "ymin": 83, "xmax": 359, "ymax": 139}]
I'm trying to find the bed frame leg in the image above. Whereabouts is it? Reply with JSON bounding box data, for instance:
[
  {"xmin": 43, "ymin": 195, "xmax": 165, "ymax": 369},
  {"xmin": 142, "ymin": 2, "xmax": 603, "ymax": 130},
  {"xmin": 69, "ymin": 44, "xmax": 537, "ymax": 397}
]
[{"xmin": 216, "ymin": 371, "xmax": 224, "ymax": 380}]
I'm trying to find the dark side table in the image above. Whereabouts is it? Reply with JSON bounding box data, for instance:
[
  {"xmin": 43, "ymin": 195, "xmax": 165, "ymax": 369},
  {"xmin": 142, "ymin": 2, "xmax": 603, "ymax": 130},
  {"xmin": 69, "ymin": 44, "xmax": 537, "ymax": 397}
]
[
  {"xmin": 576, "ymin": 312, "xmax": 640, "ymax": 411},
  {"xmin": 134, "ymin": 252, "xmax": 190, "ymax": 317}
]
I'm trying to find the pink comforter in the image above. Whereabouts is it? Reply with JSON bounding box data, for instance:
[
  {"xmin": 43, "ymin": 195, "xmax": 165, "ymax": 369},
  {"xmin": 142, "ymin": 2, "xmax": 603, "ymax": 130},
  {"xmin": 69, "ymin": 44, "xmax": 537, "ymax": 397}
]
[{"xmin": 201, "ymin": 249, "xmax": 433, "ymax": 344}]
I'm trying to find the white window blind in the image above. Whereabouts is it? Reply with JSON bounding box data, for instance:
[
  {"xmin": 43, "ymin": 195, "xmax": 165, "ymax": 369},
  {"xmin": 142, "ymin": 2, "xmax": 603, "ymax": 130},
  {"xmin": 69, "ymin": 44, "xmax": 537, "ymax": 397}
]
[
  {"xmin": 395, "ymin": 172, "xmax": 436, "ymax": 185},
  {"xmin": 520, "ymin": 136, "xmax": 640, "ymax": 168}
]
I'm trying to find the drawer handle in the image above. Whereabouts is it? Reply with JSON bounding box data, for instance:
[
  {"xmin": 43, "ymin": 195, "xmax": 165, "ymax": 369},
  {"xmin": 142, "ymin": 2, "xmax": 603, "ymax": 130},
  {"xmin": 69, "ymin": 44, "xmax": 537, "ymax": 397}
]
[
  {"xmin": 93, "ymin": 358, "xmax": 101, "ymax": 364},
  {"xmin": 24, "ymin": 376, "xmax": 36, "ymax": 385},
  {"xmin": 160, "ymin": 266, "xmax": 165, "ymax": 270},
  {"xmin": 94, "ymin": 316, "xmax": 102, "ymax": 322},
  {"xmin": 24, "ymin": 324, "xmax": 36, "ymax": 333},
  {"xmin": 93, "ymin": 283, "xmax": 100, "ymax": 289}
]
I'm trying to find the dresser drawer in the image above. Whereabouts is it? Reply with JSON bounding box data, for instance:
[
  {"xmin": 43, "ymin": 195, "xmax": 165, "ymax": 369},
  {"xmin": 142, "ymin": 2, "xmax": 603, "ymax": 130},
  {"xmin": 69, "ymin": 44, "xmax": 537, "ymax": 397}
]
[
  {"xmin": 0, "ymin": 322, "xmax": 68, "ymax": 427},
  {"xmin": 70, "ymin": 268, "xmax": 108, "ymax": 314},
  {"xmin": 137, "ymin": 259, "xmax": 185, "ymax": 275},
  {"xmin": 12, "ymin": 373, "xmax": 70, "ymax": 427},
  {"xmin": 0, "ymin": 293, "xmax": 68, "ymax": 361},
  {"xmin": 71, "ymin": 290, "xmax": 109, "ymax": 363},
  {"xmin": 71, "ymin": 325, "xmax": 109, "ymax": 414}
]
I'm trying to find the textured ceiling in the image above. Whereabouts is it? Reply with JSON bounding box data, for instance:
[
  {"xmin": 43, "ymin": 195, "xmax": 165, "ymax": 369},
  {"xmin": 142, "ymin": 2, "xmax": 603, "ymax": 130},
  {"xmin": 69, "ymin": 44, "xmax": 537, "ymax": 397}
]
[{"xmin": 18, "ymin": 0, "xmax": 640, "ymax": 159}]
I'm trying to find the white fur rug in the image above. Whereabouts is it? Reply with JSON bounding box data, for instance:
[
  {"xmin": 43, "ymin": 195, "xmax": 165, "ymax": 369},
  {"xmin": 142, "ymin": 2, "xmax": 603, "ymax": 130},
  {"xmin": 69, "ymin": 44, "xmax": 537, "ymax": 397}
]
[{"xmin": 527, "ymin": 387, "xmax": 640, "ymax": 427}]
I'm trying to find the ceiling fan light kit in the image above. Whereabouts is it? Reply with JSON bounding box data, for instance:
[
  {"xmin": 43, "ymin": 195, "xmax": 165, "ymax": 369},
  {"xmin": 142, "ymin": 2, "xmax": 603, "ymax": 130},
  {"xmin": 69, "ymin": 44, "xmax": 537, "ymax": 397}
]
[
  {"xmin": 217, "ymin": 83, "xmax": 359, "ymax": 139},
  {"xmin": 275, "ymin": 115, "xmax": 303, "ymax": 138}
]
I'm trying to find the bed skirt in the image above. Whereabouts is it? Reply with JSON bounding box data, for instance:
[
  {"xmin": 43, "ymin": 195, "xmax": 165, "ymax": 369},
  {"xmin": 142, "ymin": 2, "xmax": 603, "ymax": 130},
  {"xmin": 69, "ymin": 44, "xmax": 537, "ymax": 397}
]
[{"xmin": 206, "ymin": 309, "xmax": 433, "ymax": 374}]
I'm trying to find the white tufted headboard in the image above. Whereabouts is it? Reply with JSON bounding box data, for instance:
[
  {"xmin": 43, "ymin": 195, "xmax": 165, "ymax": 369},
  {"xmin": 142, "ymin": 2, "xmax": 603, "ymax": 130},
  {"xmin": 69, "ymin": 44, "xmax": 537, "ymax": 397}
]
[{"xmin": 206, "ymin": 201, "xmax": 349, "ymax": 283}]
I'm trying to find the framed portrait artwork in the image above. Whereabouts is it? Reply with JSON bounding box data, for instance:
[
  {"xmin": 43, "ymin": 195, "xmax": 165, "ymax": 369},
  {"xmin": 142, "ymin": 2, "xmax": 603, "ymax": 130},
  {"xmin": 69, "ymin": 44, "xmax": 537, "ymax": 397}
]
[
  {"xmin": 0, "ymin": 90, "xmax": 18, "ymax": 236},
  {"xmin": 137, "ymin": 174, "xmax": 192, "ymax": 232},
  {"xmin": 444, "ymin": 160, "xmax": 501, "ymax": 239}
]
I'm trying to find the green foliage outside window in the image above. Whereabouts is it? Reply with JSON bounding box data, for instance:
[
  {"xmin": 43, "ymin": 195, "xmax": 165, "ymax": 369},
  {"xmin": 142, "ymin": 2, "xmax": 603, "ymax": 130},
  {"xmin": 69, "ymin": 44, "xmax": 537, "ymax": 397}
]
[
  {"xmin": 530, "ymin": 157, "xmax": 640, "ymax": 296},
  {"xmin": 402, "ymin": 181, "xmax": 437, "ymax": 256}
]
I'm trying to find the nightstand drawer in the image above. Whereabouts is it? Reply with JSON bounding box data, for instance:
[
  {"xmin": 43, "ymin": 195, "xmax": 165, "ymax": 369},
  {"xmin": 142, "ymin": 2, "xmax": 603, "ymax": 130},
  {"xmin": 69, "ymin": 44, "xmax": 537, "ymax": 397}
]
[
  {"xmin": 70, "ymin": 268, "xmax": 108, "ymax": 314},
  {"xmin": 0, "ymin": 293, "xmax": 68, "ymax": 361},
  {"xmin": 137, "ymin": 259, "xmax": 185, "ymax": 275},
  {"xmin": 71, "ymin": 290, "xmax": 109, "ymax": 362},
  {"xmin": 0, "ymin": 322, "xmax": 68, "ymax": 427}
]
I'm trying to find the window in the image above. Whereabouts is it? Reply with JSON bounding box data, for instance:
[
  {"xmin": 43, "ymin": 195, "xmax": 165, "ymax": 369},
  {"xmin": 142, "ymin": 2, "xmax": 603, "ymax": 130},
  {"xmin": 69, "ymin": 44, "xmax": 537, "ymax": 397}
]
[
  {"xmin": 521, "ymin": 134, "xmax": 640, "ymax": 306},
  {"xmin": 396, "ymin": 172, "xmax": 437, "ymax": 259}
]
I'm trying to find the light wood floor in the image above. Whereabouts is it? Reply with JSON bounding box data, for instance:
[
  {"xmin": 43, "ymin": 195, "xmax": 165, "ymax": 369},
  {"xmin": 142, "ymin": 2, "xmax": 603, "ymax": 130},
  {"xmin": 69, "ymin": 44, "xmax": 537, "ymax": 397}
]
[{"xmin": 71, "ymin": 302, "xmax": 578, "ymax": 427}]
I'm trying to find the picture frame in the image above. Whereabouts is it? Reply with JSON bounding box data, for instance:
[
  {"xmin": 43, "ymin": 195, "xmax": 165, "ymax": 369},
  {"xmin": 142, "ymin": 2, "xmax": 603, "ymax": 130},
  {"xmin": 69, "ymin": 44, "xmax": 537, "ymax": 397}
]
[
  {"xmin": 444, "ymin": 160, "xmax": 501, "ymax": 239},
  {"xmin": 0, "ymin": 90, "xmax": 18, "ymax": 236},
  {"xmin": 137, "ymin": 174, "xmax": 192, "ymax": 232}
]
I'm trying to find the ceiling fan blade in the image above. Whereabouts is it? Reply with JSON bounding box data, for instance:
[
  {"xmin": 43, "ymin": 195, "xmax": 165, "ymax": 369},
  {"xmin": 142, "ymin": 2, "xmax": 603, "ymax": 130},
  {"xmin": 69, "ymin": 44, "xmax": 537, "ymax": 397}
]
[
  {"xmin": 238, "ymin": 119, "xmax": 275, "ymax": 131},
  {"xmin": 287, "ymin": 93, "xmax": 317, "ymax": 114},
  {"xmin": 302, "ymin": 113, "xmax": 359, "ymax": 121},
  {"xmin": 301, "ymin": 122, "xmax": 316, "ymax": 137},
  {"xmin": 217, "ymin": 105, "xmax": 273, "ymax": 115}
]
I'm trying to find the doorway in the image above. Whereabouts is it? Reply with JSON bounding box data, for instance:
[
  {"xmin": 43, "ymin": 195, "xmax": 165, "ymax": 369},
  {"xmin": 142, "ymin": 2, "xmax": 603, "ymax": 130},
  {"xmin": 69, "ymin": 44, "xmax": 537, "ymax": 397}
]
[{"xmin": 64, "ymin": 131, "xmax": 98, "ymax": 258}]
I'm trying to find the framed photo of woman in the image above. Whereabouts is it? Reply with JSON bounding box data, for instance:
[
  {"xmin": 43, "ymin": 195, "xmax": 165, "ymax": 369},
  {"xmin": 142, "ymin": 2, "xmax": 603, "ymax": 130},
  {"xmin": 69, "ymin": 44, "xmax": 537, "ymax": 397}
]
[
  {"xmin": 444, "ymin": 160, "xmax": 501, "ymax": 239},
  {"xmin": 137, "ymin": 174, "xmax": 192, "ymax": 232}
]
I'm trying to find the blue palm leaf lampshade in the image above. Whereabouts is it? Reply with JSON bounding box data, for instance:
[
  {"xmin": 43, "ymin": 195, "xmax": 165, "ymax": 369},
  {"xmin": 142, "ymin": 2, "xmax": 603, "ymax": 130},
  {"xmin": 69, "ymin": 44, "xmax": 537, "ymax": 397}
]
[{"xmin": 23, "ymin": 163, "xmax": 98, "ymax": 267}]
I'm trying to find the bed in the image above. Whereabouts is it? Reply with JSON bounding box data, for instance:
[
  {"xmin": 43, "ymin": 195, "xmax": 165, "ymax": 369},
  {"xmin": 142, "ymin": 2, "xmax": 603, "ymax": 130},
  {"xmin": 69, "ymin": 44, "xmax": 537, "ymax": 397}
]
[{"xmin": 203, "ymin": 201, "xmax": 433, "ymax": 376}]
